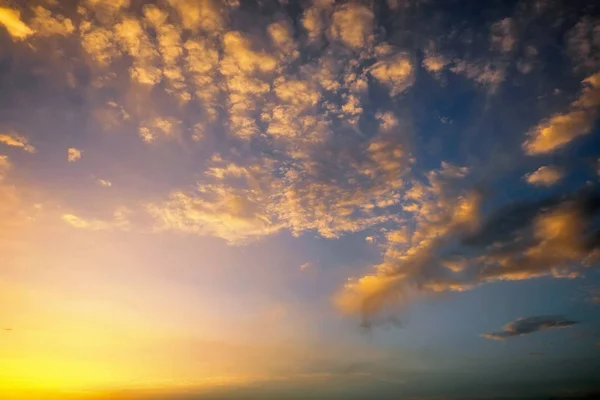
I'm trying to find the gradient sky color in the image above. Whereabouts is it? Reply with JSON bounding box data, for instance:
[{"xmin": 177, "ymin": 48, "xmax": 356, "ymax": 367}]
[{"xmin": 1, "ymin": 0, "xmax": 600, "ymax": 399}]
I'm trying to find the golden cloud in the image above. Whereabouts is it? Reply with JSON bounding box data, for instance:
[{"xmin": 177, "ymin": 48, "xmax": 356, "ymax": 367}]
[
  {"xmin": 114, "ymin": 17, "xmax": 162, "ymax": 86},
  {"xmin": 524, "ymin": 166, "xmax": 564, "ymax": 187},
  {"xmin": 167, "ymin": 0, "xmax": 225, "ymax": 33},
  {"xmin": 370, "ymin": 51, "xmax": 414, "ymax": 96},
  {"xmin": 67, "ymin": 148, "xmax": 82, "ymax": 162},
  {"xmin": 523, "ymin": 72, "xmax": 600, "ymax": 154},
  {"xmin": 29, "ymin": 6, "xmax": 74, "ymax": 37},
  {"xmin": 0, "ymin": 131, "xmax": 36, "ymax": 153},
  {"xmin": 330, "ymin": 3, "xmax": 374, "ymax": 50},
  {"xmin": 0, "ymin": 7, "xmax": 33, "ymax": 40},
  {"xmin": 147, "ymin": 186, "xmax": 281, "ymax": 244}
]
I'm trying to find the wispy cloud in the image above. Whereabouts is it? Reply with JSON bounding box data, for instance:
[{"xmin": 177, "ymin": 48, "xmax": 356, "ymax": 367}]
[
  {"xmin": 482, "ymin": 316, "xmax": 578, "ymax": 340},
  {"xmin": 0, "ymin": 132, "xmax": 36, "ymax": 153}
]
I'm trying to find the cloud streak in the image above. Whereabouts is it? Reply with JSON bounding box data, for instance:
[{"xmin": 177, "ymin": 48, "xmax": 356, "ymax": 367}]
[{"xmin": 482, "ymin": 316, "xmax": 578, "ymax": 340}]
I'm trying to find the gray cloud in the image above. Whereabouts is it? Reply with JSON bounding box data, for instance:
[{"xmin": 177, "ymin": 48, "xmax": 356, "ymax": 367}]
[{"xmin": 482, "ymin": 316, "xmax": 578, "ymax": 340}]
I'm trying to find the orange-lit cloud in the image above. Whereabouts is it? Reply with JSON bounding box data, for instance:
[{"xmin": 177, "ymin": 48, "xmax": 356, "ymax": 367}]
[
  {"xmin": 67, "ymin": 148, "xmax": 82, "ymax": 162},
  {"xmin": 0, "ymin": 7, "xmax": 33, "ymax": 40},
  {"xmin": 524, "ymin": 166, "xmax": 564, "ymax": 186},
  {"xmin": 0, "ymin": 131, "xmax": 36, "ymax": 153},
  {"xmin": 523, "ymin": 72, "xmax": 600, "ymax": 154}
]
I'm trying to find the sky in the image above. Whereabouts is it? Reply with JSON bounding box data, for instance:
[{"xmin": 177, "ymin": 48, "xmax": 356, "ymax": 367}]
[{"xmin": 1, "ymin": 0, "xmax": 600, "ymax": 399}]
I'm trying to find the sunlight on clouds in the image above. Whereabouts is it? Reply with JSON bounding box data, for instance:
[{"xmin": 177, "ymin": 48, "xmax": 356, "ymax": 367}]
[
  {"xmin": 0, "ymin": 7, "xmax": 33, "ymax": 40},
  {"xmin": 369, "ymin": 49, "xmax": 414, "ymax": 96},
  {"xmin": 524, "ymin": 72, "xmax": 600, "ymax": 154},
  {"xmin": 67, "ymin": 147, "xmax": 82, "ymax": 162},
  {"xmin": 0, "ymin": 131, "xmax": 36, "ymax": 153},
  {"xmin": 524, "ymin": 165, "xmax": 564, "ymax": 186},
  {"xmin": 167, "ymin": 0, "xmax": 225, "ymax": 33},
  {"xmin": 114, "ymin": 17, "xmax": 162, "ymax": 86},
  {"xmin": 3, "ymin": 1, "xmax": 600, "ymax": 396},
  {"xmin": 0, "ymin": 155, "xmax": 11, "ymax": 182},
  {"xmin": 29, "ymin": 6, "xmax": 74, "ymax": 37},
  {"xmin": 147, "ymin": 187, "xmax": 281, "ymax": 244},
  {"xmin": 330, "ymin": 3, "xmax": 374, "ymax": 50}
]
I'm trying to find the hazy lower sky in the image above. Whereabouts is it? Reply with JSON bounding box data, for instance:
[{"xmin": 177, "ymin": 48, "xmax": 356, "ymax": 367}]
[{"xmin": 1, "ymin": 0, "xmax": 600, "ymax": 399}]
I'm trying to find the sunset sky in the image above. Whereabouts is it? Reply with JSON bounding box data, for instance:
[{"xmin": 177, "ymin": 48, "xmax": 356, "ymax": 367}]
[{"xmin": 1, "ymin": 0, "xmax": 600, "ymax": 399}]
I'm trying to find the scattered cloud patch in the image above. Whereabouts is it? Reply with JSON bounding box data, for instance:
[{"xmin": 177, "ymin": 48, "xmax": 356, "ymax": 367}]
[
  {"xmin": 524, "ymin": 166, "xmax": 564, "ymax": 186},
  {"xmin": 523, "ymin": 72, "xmax": 600, "ymax": 155},
  {"xmin": 482, "ymin": 316, "xmax": 577, "ymax": 340},
  {"xmin": 68, "ymin": 148, "xmax": 82, "ymax": 162},
  {"xmin": 0, "ymin": 132, "xmax": 36, "ymax": 153}
]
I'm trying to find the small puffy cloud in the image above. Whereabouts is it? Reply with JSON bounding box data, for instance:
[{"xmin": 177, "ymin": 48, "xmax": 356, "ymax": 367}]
[
  {"xmin": 330, "ymin": 3, "xmax": 374, "ymax": 50},
  {"xmin": 376, "ymin": 111, "xmax": 399, "ymax": 132},
  {"xmin": 299, "ymin": 262, "xmax": 312, "ymax": 271},
  {"xmin": 482, "ymin": 316, "xmax": 577, "ymax": 340},
  {"xmin": 370, "ymin": 50, "xmax": 414, "ymax": 96},
  {"xmin": 0, "ymin": 7, "xmax": 33, "ymax": 40},
  {"xmin": 490, "ymin": 18, "xmax": 517, "ymax": 53},
  {"xmin": 97, "ymin": 179, "xmax": 112, "ymax": 187},
  {"xmin": 268, "ymin": 20, "xmax": 297, "ymax": 56},
  {"xmin": 422, "ymin": 54, "xmax": 448, "ymax": 74},
  {"xmin": 524, "ymin": 166, "xmax": 564, "ymax": 187},
  {"xmin": 68, "ymin": 148, "xmax": 82, "ymax": 162},
  {"xmin": 524, "ymin": 72, "xmax": 600, "ymax": 155},
  {"xmin": 0, "ymin": 132, "xmax": 36, "ymax": 153},
  {"xmin": 167, "ymin": 0, "xmax": 225, "ymax": 33}
]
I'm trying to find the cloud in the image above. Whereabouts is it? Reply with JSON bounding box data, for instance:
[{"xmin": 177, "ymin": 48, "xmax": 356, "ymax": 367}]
[
  {"xmin": 369, "ymin": 48, "xmax": 415, "ymax": 96},
  {"xmin": 114, "ymin": 16, "xmax": 162, "ymax": 86},
  {"xmin": 62, "ymin": 208, "xmax": 131, "ymax": 231},
  {"xmin": 299, "ymin": 262, "xmax": 312, "ymax": 271},
  {"xmin": 450, "ymin": 60, "xmax": 505, "ymax": 90},
  {"xmin": 67, "ymin": 148, "xmax": 82, "ymax": 162},
  {"xmin": 330, "ymin": 3, "xmax": 374, "ymax": 50},
  {"xmin": 146, "ymin": 185, "xmax": 282, "ymax": 244},
  {"xmin": 0, "ymin": 132, "xmax": 36, "ymax": 153},
  {"xmin": 220, "ymin": 31, "xmax": 277, "ymax": 138},
  {"xmin": 166, "ymin": 0, "xmax": 225, "ymax": 33},
  {"xmin": 0, "ymin": 155, "xmax": 11, "ymax": 182},
  {"xmin": 482, "ymin": 316, "xmax": 577, "ymax": 340},
  {"xmin": 0, "ymin": 7, "xmax": 33, "ymax": 40},
  {"xmin": 524, "ymin": 166, "xmax": 564, "ymax": 186},
  {"xmin": 490, "ymin": 18, "xmax": 517, "ymax": 53},
  {"xmin": 422, "ymin": 54, "xmax": 448, "ymax": 74},
  {"xmin": 336, "ymin": 174, "xmax": 600, "ymax": 325},
  {"xmin": 97, "ymin": 179, "xmax": 112, "ymax": 187},
  {"xmin": 29, "ymin": 6, "xmax": 74, "ymax": 37},
  {"xmin": 523, "ymin": 72, "xmax": 600, "ymax": 155},
  {"xmin": 567, "ymin": 17, "xmax": 600, "ymax": 71}
]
